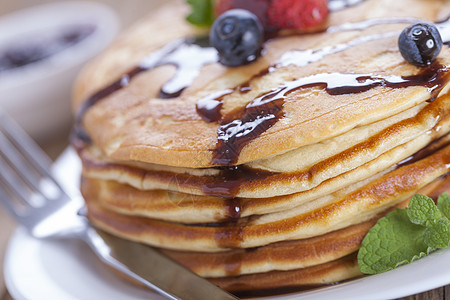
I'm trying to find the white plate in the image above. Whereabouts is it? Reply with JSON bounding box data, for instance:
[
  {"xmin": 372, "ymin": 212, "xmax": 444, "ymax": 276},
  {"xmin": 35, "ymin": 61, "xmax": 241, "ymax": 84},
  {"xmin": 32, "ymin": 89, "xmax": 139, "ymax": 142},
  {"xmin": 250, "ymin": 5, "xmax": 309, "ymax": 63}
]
[{"xmin": 4, "ymin": 148, "xmax": 450, "ymax": 300}]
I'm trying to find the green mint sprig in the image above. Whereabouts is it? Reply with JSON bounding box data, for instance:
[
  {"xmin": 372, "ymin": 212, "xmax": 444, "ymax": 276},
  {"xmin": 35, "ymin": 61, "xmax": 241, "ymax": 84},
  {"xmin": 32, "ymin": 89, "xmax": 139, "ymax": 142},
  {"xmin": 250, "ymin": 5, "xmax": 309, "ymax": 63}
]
[
  {"xmin": 358, "ymin": 192, "xmax": 450, "ymax": 274},
  {"xmin": 186, "ymin": 0, "xmax": 214, "ymax": 27}
]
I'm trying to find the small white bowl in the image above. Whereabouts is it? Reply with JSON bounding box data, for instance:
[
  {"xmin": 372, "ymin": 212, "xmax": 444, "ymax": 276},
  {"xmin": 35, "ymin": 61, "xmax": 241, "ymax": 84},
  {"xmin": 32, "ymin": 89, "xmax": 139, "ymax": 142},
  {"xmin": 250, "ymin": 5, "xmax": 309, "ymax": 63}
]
[{"xmin": 0, "ymin": 1, "xmax": 120, "ymax": 141}]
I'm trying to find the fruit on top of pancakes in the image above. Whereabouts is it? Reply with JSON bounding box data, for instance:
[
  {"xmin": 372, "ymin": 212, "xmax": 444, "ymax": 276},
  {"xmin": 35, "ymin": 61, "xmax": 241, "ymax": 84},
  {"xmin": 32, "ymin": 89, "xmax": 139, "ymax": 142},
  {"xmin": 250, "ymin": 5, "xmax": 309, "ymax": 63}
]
[
  {"xmin": 189, "ymin": 0, "xmax": 329, "ymax": 31},
  {"xmin": 210, "ymin": 9, "xmax": 264, "ymax": 66},
  {"xmin": 266, "ymin": 0, "xmax": 329, "ymax": 30},
  {"xmin": 398, "ymin": 23, "xmax": 443, "ymax": 67}
]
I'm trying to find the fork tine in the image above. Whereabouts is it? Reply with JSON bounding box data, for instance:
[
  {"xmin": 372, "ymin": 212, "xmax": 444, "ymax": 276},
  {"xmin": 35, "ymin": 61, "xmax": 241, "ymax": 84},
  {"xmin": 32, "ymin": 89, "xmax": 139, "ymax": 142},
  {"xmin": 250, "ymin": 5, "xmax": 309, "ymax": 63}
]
[
  {"xmin": 0, "ymin": 112, "xmax": 52, "ymax": 174},
  {"xmin": 0, "ymin": 130, "xmax": 43, "ymax": 196},
  {"xmin": 0, "ymin": 148, "xmax": 72, "ymax": 230},
  {"xmin": 0, "ymin": 111, "xmax": 66, "ymax": 195},
  {"xmin": 0, "ymin": 111, "xmax": 73, "ymax": 228},
  {"xmin": 0, "ymin": 153, "xmax": 44, "ymax": 227},
  {"xmin": 0, "ymin": 150, "xmax": 34, "ymax": 207},
  {"xmin": 0, "ymin": 176, "xmax": 26, "ymax": 224}
]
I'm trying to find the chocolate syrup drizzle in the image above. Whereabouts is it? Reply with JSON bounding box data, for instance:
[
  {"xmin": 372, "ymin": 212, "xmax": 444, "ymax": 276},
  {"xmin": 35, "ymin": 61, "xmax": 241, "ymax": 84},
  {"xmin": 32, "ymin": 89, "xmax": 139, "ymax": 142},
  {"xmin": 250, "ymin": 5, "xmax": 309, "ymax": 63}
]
[
  {"xmin": 203, "ymin": 165, "xmax": 277, "ymax": 199},
  {"xmin": 201, "ymin": 18, "xmax": 450, "ymax": 166},
  {"xmin": 73, "ymin": 15, "xmax": 444, "ymax": 142},
  {"xmin": 72, "ymin": 38, "xmax": 218, "ymax": 142},
  {"xmin": 196, "ymin": 89, "xmax": 233, "ymax": 123},
  {"xmin": 209, "ymin": 61, "xmax": 450, "ymax": 166},
  {"xmin": 74, "ymin": 11, "xmax": 450, "ymax": 170}
]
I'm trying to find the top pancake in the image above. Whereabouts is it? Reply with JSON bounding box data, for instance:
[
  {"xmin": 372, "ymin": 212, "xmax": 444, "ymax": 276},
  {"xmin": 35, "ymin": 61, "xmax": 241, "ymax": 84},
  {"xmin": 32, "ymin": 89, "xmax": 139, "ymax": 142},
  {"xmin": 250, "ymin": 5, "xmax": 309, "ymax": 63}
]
[{"xmin": 72, "ymin": 0, "xmax": 450, "ymax": 168}]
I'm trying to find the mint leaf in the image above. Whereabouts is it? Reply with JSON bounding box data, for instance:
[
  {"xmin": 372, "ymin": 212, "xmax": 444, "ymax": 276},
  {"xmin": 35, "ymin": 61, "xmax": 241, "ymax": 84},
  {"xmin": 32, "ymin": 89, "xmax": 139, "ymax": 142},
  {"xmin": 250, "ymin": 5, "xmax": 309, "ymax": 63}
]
[
  {"xmin": 358, "ymin": 193, "xmax": 450, "ymax": 275},
  {"xmin": 358, "ymin": 209, "xmax": 431, "ymax": 274},
  {"xmin": 438, "ymin": 192, "xmax": 450, "ymax": 219},
  {"xmin": 424, "ymin": 218, "xmax": 450, "ymax": 248},
  {"xmin": 407, "ymin": 194, "xmax": 441, "ymax": 226},
  {"xmin": 186, "ymin": 0, "xmax": 214, "ymax": 26}
]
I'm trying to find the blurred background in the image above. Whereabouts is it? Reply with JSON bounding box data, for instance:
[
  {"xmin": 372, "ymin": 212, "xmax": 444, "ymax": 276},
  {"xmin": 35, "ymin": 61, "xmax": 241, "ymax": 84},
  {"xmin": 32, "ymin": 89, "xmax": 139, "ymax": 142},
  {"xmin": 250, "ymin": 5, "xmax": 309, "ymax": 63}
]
[
  {"xmin": 0, "ymin": 0, "xmax": 164, "ymax": 298},
  {"xmin": 1, "ymin": 0, "xmax": 164, "ymax": 27},
  {"xmin": 0, "ymin": 0, "xmax": 166, "ymax": 147}
]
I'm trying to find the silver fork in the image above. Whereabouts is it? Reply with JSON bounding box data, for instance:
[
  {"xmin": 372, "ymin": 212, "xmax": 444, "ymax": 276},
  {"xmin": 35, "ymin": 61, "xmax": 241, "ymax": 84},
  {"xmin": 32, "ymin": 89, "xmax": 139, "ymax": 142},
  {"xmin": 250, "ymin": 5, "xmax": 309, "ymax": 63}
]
[{"xmin": 0, "ymin": 111, "xmax": 238, "ymax": 300}]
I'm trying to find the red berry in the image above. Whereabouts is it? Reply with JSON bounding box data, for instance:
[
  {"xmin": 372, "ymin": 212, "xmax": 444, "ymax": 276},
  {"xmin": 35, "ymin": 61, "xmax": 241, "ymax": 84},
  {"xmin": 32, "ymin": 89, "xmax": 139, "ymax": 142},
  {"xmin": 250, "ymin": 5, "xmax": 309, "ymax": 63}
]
[
  {"xmin": 215, "ymin": 0, "xmax": 329, "ymax": 31},
  {"xmin": 267, "ymin": 0, "xmax": 329, "ymax": 30},
  {"xmin": 215, "ymin": 0, "xmax": 271, "ymax": 29}
]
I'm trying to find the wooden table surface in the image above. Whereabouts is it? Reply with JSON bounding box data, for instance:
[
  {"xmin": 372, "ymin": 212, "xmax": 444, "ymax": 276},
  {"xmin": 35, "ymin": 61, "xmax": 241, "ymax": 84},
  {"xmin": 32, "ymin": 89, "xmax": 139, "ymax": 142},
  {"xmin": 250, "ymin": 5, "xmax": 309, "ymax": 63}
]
[{"xmin": 0, "ymin": 1, "xmax": 448, "ymax": 299}]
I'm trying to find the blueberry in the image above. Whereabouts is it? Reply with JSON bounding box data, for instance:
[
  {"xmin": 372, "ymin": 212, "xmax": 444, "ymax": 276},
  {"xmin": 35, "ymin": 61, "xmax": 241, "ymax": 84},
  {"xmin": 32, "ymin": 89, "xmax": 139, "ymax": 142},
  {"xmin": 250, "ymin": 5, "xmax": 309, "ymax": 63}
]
[
  {"xmin": 210, "ymin": 9, "xmax": 264, "ymax": 67},
  {"xmin": 398, "ymin": 23, "xmax": 443, "ymax": 67}
]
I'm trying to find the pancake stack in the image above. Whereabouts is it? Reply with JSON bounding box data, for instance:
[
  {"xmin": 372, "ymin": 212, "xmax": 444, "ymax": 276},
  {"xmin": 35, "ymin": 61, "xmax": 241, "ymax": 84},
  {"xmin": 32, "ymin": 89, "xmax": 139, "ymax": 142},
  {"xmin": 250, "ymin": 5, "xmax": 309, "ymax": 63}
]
[{"xmin": 71, "ymin": 0, "xmax": 450, "ymax": 295}]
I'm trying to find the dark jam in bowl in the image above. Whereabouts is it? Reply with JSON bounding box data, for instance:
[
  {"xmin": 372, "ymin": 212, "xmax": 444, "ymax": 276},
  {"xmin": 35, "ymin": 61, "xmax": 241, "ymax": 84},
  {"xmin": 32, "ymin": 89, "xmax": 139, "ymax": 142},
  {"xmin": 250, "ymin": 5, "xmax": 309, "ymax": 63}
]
[{"xmin": 0, "ymin": 24, "xmax": 96, "ymax": 73}]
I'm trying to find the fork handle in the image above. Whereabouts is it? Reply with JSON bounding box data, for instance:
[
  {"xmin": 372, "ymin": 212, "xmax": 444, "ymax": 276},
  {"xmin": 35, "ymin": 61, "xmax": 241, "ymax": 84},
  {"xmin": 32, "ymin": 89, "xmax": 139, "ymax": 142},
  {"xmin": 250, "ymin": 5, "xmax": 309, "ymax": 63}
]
[{"xmin": 81, "ymin": 227, "xmax": 239, "ymax": 300}]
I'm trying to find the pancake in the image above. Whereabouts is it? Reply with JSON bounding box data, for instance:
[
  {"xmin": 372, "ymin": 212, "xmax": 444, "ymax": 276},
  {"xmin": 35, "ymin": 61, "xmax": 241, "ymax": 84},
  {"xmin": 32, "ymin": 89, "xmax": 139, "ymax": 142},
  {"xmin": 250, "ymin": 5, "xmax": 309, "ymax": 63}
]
[
  {"xmin": 71, "ymin": 0, "xmax": 450, "ymax": 295},
  {"xmin": 85, "ymin": 132, "xmax": 450, "ymax": 224},
  {"xmin": 209, "ymin": 254, "xmax": 361, "ymax": 294},
  {"xmin": 85, "ymin": 145, "xmax": 450, "ymax": 252},
  {"xmin": 85, "ymin": 173, "xmax": 449, "ymax": 285},
  {"xmin": 73, "ymin": 0, "xmax": 450, "ymax": 169},
  {"xmin": 163, "ymin": 174, "xmax": 449, "ymax": 278},
  {"xmin": 80, "ymin": 105, "xmax": 450, "ymax": 200}
]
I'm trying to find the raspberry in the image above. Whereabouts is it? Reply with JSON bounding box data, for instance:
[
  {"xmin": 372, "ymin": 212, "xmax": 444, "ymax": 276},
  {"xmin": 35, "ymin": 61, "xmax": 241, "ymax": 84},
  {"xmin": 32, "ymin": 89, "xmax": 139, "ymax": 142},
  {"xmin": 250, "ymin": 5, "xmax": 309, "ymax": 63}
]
[
  {"xmin": 216, "ymin": 0, "xmax": 329, "ymax": 31},
  {"xmin": 267, "ymin": 0, "xmax": 329, "ymax": 30}
]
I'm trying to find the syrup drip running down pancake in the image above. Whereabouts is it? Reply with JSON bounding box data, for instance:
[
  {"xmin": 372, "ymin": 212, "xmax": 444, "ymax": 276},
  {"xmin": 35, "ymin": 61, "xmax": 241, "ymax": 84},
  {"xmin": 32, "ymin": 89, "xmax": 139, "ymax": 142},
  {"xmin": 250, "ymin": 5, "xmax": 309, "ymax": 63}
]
[{"xmin": 71, "ymin": 0, "xmax": 450, "ymax": 295}]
